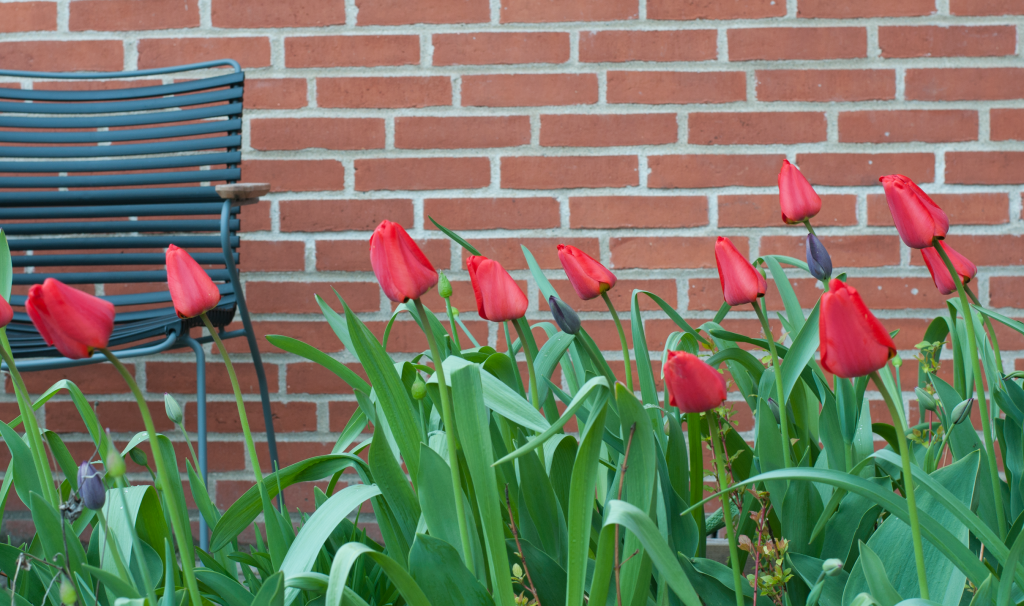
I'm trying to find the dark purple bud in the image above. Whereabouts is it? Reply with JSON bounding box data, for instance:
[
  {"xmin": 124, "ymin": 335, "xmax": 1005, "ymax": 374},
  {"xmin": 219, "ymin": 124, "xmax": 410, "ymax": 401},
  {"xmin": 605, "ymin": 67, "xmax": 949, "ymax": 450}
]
[
  {"xmin": 806, "ymin": 234, "xmax": 832, "ymax": 282},
  {"xmin": 77, "ymin": 461, "xmax": 105, "ymax": 510},
  {"xmin": 548, "ymin": 296, "xmax": 581, "ymax": 335}
]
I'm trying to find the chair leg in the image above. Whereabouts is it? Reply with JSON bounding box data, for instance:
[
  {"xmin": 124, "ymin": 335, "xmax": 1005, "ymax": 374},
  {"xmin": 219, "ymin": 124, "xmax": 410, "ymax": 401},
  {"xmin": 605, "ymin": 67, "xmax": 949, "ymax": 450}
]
[
  {"xmin": 234, "ymin": 292, "xmax": 279, "ymax": 478},
  {"xmin": 182, "ymin": 335, "xmax": 209, "ymax": 551}
]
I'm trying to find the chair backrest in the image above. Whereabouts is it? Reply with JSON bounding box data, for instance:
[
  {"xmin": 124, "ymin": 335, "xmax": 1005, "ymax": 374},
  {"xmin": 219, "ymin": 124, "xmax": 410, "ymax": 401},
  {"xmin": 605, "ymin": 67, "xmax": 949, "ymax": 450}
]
[{"xmin": 0, "ymin": 60, "xmax": 245, "ymax": 312}]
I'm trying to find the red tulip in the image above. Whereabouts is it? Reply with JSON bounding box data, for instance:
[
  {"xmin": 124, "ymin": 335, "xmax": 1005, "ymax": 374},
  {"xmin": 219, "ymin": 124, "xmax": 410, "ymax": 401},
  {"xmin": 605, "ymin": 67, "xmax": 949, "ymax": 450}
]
[
  {"xmin": 467, "ymin": 255, "xmax": 528, "ymax": 322},
  {"xmin": 715, "ymin": 237, "xmax": 767, "ymax": 306},
  {"xmin": 557, "ymin": 244, "xmax": 616, "ymax": 301},
  {"xmin": 778, "ymin": 159, "xmax": 821, "ymax": 224},
  {"xmin": 921, "ymin": 243, "xmax": 976, "ymax": 296},
  {"xmin": 26, "ymin": 279, "xmax": 114, "ymax": 360},
  {"xmin": 879, "ymin": 175, "xmax": 949, "ymax": 249},
  {"xmin": 0, "ymin": 298, "xmax": 12, "ymax": 328},
  {"xmin": 166, "ymin": 244, "xmax": 221, "ymax": 319},
  {"xmin": 664, "ymin": 350, "xmax": 727, "ymax": 413},
  {"xmin": 819, "ymin": 279, "xmax": 896, "ymax": 379},
  {"xmin": 369, "ymin": 220, "xmax": 438, "ymax": 303}
]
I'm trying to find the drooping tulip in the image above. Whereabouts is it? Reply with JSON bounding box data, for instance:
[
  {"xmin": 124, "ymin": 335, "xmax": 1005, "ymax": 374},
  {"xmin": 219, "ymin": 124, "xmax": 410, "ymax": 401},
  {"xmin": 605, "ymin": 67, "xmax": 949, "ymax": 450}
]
[
  {"xmin": 663, "ymin": 350, "xmax": 727, "ymax": 413},
  {"xmin": 819, "ymin": 279, "xmax": 896, "ymax": 379},
  {"xmin": 166, "ymin": 244, "xmax": 221, "ymax": 319},
  {"xmin": 920, "ymin": 243, "xmax": 976, "ymax": 296},
  {"xmin": 77, "ymin": 461, "xmax": 105, "ymax": 510},
  {"xmin": 778, "ymin": 159, "xmax": 822, "ymax": 224},
  {"xmin": 879, "ymin": 175, "xmax": 949, "ymax": 249},
  {"xmin": 557, "ymin": 244, "xmax": 616, "ymax": 301},
  {"xmin": 369, "ymin": 220, "xmax": 438, "ymax": 303},
  {"xmin": 467, "ymin": 255, "xmax": 528, "ymax": 322},
  {"xmin": 715, "ymin": 237, "xmax": 767, "ymax": 306},
  {"xmin": 26, "ymin": 279, "xmax": 114, "ymax": 360},
  {"xmin": 548, "ymin": 296, "xmax": 581, "ymax": 335},
  {"xmin": 805, "ymin": 234, "xmax": 832, "ymax": 282}
]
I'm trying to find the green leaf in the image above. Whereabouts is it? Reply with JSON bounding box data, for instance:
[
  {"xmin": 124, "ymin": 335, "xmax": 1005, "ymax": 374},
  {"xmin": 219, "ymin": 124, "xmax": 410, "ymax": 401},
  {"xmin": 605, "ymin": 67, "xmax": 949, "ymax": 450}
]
[
  {"xmin": 316, "ymin": 293, "xmax": 355, "ymax": 353},
  {"xmin": 0, "ymin": 420, "xmax": 42, "ymax": 507},
  {"xmin": 429, "ymin": 356, "xmax": 550, "ymax": 433},
  {"xmin": 534, "ymin": 332, "xmax": 575, "ymax": 405},
  {"xmin": 252, "ymin": 571, "xmax": 284, "ymax": 606},
  {"xmin": 82, "ymin": 564, "xmax": 140, "ymax": 600},
  {"xmin": 516, "ymin": 446, "xmax": 568, "ymax": 567},
  {"xmin": 614, "ymin": 385, "xmax": 657, "ymax": 605},
  {"xmin": 327, "ymin": 543, "xmax": 431, "ymax": 606},
  {"xmin": 565, "ymin": 399, "xmax": 608, "ymax": 606},
  {"xmin": 265, "ymin": 335, "xmax": 370, "ymax": 394},
  {"xmin": 410, "ymin": 534, "xmax": 495, "ymax": 605},
  {"xmin": 856, "ymin": 541, "xmax": 903, "ymax": 606},
  {"xmin": 0, "ymin": 230, "xmax": 11, "ymax": 302},
  {"xmin": 789, "ymin": 553, "xmax": 849, "ymax": 606},
  {"xmin": 417, "ymin": 445, "xmax": 485, "ymax": 575},
  {"xmin": 186, "ymin": 460, "xmax": 221, "ymax": 531},
  {"xmin": 763, "ymin": 255, "xmax": 806, "ymax": 333},
  {"xmin": 41, "ymin": 431, "xmax": 77, "ymax": 489},
  {"xmin": 997, "ymin": 519, "xmax": 1024, "ymax": 606},
  {"xmin": 369, "ymin": 427, "xmax": 421, "ymax": 550},
  {"xmin": 430, "ymin": 216, "xmax": 481, "ymax": 255},
  {"xmin": 781, "ymin": 301, "xmax": 821, "ymax": 404}
]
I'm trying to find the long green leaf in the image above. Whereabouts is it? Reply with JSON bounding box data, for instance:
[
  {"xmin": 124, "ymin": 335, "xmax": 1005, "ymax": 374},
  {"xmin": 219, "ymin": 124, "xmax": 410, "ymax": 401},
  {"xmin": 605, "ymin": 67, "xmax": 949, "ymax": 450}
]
[
  {"xmin": 326, "ymin": 542, "xmax": 432, "ymax": 606},
  {"xmin": 0, "ymin": 230, "xmax": 11, "ymax": 302},
  {"xmin": 429, "ymin": 356, "xmax": 550, "ymax": 432},
  {"xmin": 0, "ymin": 420, "xmax": 42, "ymax": 507},
  {"xmin": 763, "ymin": 255, "xmax": 806, "ymax": 333},
  {"xmin": 265, "ymin": 335, "xmax": 371, "ymax": 394},
  {"xmin": 565, "ymin": 399, "xmax": 608, "ymax": 606},
  {"xmin": 195, "ymin": 569, "xmax": 254, "ymax": 606},
  {"xmin": 781, "ymin": 301, "xmax": 820, "ymax": 404},
  {"xmin": 430, "ymin": 216, "xmax": 481, "ymax": 255}
]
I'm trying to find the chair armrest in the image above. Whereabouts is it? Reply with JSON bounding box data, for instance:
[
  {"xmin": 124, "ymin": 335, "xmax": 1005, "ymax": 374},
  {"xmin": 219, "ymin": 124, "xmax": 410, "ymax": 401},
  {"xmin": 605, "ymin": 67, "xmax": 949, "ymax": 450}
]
[{"xmin": 215, "ymin": 183, "xmax": 270, "ymax": 206}]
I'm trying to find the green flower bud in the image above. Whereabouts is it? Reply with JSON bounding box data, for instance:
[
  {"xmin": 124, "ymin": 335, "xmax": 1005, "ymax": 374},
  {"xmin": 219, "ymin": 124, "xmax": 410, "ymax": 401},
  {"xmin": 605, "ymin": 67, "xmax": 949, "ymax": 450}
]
[
  {"xmin": 914, "ymin": 387, "xmax": 938, "ymax": 413},
  {"xmin": 850, "ymin": 593, "xmax": 879, "ymax": 606},
  {"xmin": 411, "ymin": 377, "xmax": 427, "ymax": 400},
  {"xmin": 822, "ymin": 558, "xmax": 843, "ymax": 576},
  {"xmin": 952, "ymin": 397, "xmax": 975, "ymax": 425},
  {"xmin": 438, "ymin": 272, "xmax": 452, "ymax": 299},
  {"xmin": 105, "ymin": 446, "xmax": 126, "ymax": 479},
  {"xmin": 59, "ymin": 575, "xmax": 76, "ymax": 605},
  {"xmin": 128, "ymin": 448, "xmax": 148, "ymax": 468},
  {"xmin": 164, "ymin": 393, "xmax": 183, "ymax": 425}
]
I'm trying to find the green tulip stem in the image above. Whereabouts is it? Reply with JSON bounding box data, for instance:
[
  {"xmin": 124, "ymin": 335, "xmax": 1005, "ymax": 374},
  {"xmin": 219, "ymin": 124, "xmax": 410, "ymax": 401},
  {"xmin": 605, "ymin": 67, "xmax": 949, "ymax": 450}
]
[
  {"xmin": 0, "ymin": 328, "xmax": 59, "ymax": 507},
  {"xmin": 513, "ymin": 319, "xmax": 541, "ymax": 413},
  {"xmin": 966, "ymin": 285, "xmax": 1004, "ymax": 374},
  {"xmin": 802, "ymin": 219, "xmax": 817, "ymax": 237},
  {"xmin": 444, "ymin": 298, "xmax": 462, "ymax": 353},
  {"xmin": 601, "ymin": 291, "xmax": 633, "ymax": 393},
  {"xmin": 934, "ymin": 240, "xmax": 1007, "ymax": 538},
  {"xmin": 752, "ymin": 299, "xmax": 793, "ymax": 469},
  {"xmin": 100, "ymin": 348, "xmax": 203, "ymax": 606},
  {"xmin": 709, "ymin": 412, "xmax": 744, "ymax": 606},
  {"xmin": 869, "ymin": 370, "xmax": 929, "ymax": 600},
  {"xmin": 413, "ymin": 298, "xmax": 473, "ymax": 567},
  {"xmin": 200, "ymin": 312, "xmax": 263, "ymax": 485},
  {"xmin": 113, "ymin": 477, "xmax": 159, "ymax": 606},
  {"xmin": 687, "ymin": 413, "xmax": 706, "ymax": 557},
  {"xmin": 95, "ymin": 508, "xmax": 132, "ymax": 586},
  {"xmin": 504, "ymin": 321, "xmax": 525, "ymax": 394},
  {"xmin": 177, "ymin": 422, "xmax": 201, "ymax": 475}
]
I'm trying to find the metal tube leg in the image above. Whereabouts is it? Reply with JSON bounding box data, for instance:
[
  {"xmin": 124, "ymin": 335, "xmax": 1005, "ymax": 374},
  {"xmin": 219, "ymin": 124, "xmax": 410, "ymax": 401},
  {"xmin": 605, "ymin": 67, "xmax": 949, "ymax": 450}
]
[{"xmin": 182, "ymin": 335, "xmax": 209, "ymax": 551}]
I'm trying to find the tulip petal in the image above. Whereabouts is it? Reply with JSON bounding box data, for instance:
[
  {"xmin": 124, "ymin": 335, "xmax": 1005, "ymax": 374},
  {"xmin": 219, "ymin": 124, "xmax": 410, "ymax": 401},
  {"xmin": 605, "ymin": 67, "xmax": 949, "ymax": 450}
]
[
  {"xmin": 715, "ymin": 237, "xmax": 767, "ymax": 307},
  {"xmin": 167, "ymin": 244, "xmax": 222, "ymax": 319},
  {"xmin": 370, "ymin": 221, "xmax": 437, "ymax": 303},
  {"xmin": 819, "ymin": 279, "xmax": 895, "ymax": 379},
  {"xmin": 557, "ymin": 244, "xmax": 616, "ymax": 301},
  {"xmin": 778, "ymin": 159, "xmax": 822, "ymax": 225},
  {"xmin": 467, "ymin": 255, "xmax": 527, "ymax": 322},
  {"xmin": 664, "ymin": 351, "xmax": 727, "ymax": 413},
  {"xmin": 26, "ymin": 279, "xmax": 114, "ymax": 359}
]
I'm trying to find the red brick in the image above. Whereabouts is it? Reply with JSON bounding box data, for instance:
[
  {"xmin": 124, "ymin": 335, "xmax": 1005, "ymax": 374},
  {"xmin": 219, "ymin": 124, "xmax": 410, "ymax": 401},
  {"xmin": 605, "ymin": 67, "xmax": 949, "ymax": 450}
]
[
  {"xmin": 463, "ymin": 237, "xmax": 598, "ymax": 270},
  {"xmin": 355, "ymin": 157, "xmax": 490, "ymax": 192},
  {"xmin": 238, "ymin": 240, "xmax": 306, "ymax": 273},
  {"xmin": 991, "ymin": 109, "xmax": 1024, "ymax": 141},
  {"xmin": 611, "ymin": 236, "xmax": 743, "ymax": 270},
  {"xmin": 148, "ymin": 362, "xmax": 278, "ymax": 395},
  {"xmin": 286, "ymin": 363, "xmax": 369, "ymax": 395},
  {"xmin": 580, "ymin": 30, "xmax": 716, "ymax": 63},
  {"xmin": 649, "ymin": 0, "xmax": 785, "ymax": 20},
  {"xmin": 545, "ymin": 279, "xmax": 676, "ymax": 312},
  {"xmin": 688, "ymin": 112, "xmax": 826, "ymax": 145},
  {"xmin": 761, "ymin": 235, "xmax": 901, "ymax": 268},
  {"xmin": 317, "ymin": 77, "xmax": 451, "ymax": 109},
  {"xmin": 462, "ymin": 74, "xmax": 597, "ymax": 107},
  {"xmin": 241, "ymin": 201, "xmax": 272, "ymax": 232},
  {"xmin": 728, "ymin": 28, "xmax": 866, "ymax": 62},
  {"xmin": 433, "ymin": 32, "xmax": 569, "ymax": 65},
  {"xmin": 282, "ymin": 199, "xmax": 413, "ymax": 232},
  {"xmin": 425, "ymin": 198, "xmax": 560, "ymax": 230},
  {"xmin": 950, "ymin": 0, "xmax": 1024, "ymax": 15},
  {"xmin": 798, "ymin": 0, "xmax": 935, "ymax": 17},
  {"xmin": 947, "ymin": 152, "xmax": 1024, "ymax": 185},
  {"xmin": 213, "ymin": 0, "xmax": 345, "ymax": 27},
  {"xmin": 0, "ymin": 2, "xmax": 55, "ymax": 32},
  {"xmin": 541, "ymin": 114, "xmax": 677, "ymax": 147},
  {"xmin": 317, "ymin": 239, "xmax": 450, "ymax": 272},
  {"xmin": 880, "ymin": 26, "xmax": 1015, "ymax": 58},
  {"xmin": 395, "ymin": 116, "xmax": 530, "ymax": 149},
  {"xmin": 285, "ymin": 35, "xmax": 417, "ymax": 68},
  {"xmin": 46, "ymin": 399, "xmax": 175, "ymax": 434},
  {"xmin": 355, "ymin": 0, "xmax": 489, "ymax": 24},
  {"xmin": 867, "ymin": 193, "xmax": 1009, "ymax": 227},
  {"xmin": 718, "ymin": 194, "xmax": 857, "ymax": 228},
  {"xmin": 990, "ymin": 277, "xmax": 1024, "ymax": 308},
  {"xmin": 794, "ymin": 153, "xmax": 935, "ymax": 186},
  {"xmin": 138, "ymin": 37, "xmax": 269, "ymax": 69},
  {"xmin": 756, "ymin": 70, "xmax": 895, "ymax": 103},
  {"xmin": 70, "ymin": 0, "xmax": 198, "ymax": 30},
  {"xmin": 569, "ymin": 196, "xmax": 708, "ymax": 229},
  {"xmin": 502, "ymin": 156, "xmax": 638, "ymax": 189},
  {"xmin": 247, "ymin": 281, "xmax": 380, "ymax": 314},
  {"xmin": 329, "ymin": 401, "xmax": 363, "ymax": 432},
  {"xmin": 17, "ymin": 364, "xmax": 134, "ymax": 395},
  {"xmin": 250, "ymin": 118, "xmax": 384, "ymax": 151},
  {"xmin": 244, "ymin": 78, "xmax": 307, "ymax": 109},
  {"xmin": 500, "ymin": 0, "xmax": 637, "ymax": 22},
  {"xmin": 906, "ymin": 68, "xmax": 1024, "ymax": 101},
  {"xmin": 0, "ymin": 40, "xmax": 123, "ymax": 72},
  {"xmin": 219, "ymin": 320, "xmax": 345, "ymax": 354},
  {"xmin": 607, "ymin": 71, "xmax": 745, "ymax": 105},
  {"xmin": 241, "ymin": 160, "xmax": 345, "ymax": 192},
  {"xmin": 185, "ymin": 400, "xmax": 316, "ymax": 433},
  {"xmin": 838, "ymin": 110, "xmax": 978, "ymax": 144},
  {"xmin": 648, "ymin": 154, "xmax": 784, "ymax": 189},
  {"xmin": 909, "ymin": 235, "xmax": 1024, "ymax": 267}
]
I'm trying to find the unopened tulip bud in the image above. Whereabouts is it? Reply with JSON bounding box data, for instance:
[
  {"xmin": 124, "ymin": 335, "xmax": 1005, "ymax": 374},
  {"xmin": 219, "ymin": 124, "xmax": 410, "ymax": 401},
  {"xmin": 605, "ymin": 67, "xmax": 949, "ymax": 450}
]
[
  {"xmin": 164, "ymin": 393, "xmax": 183, "ymax": 425},
  {"xmin": 128, "ymin": 448, "xmax": 148, "ymax": 468},
  {"xmin": 105, "ymin": 446, "xmax": 125, "ymax": 479},
  {"xmin": 411, "ymin": 377, "xmax": 427, "ymax": 400},
  {"xmin": 822, "ymin": 558, "xmax": 843, "ymax": 576},
  {"xmin": 548, "ymin": 296, "xmax": 581, "ymax": 335},
  {"xmin": 952, "ymin": 398, "xmax": 974, "ymax": 425},
  {"xmin": 77, "ymin": 461, "xmax": 105, "ymax": 510},
  {"xmin": 59, "ymin": 575, "xmax": 76, "ymax": 605},
  {"xmin": 438, "ymin": 272, "xmax": 452, "ymax": 299},
  {"xmin": 805, "ymin": 234, "xmax": 832, "ymax": 282},
  {"xmin": 914, "ymin": 388, "xmax": 938, "ymax": 413}
]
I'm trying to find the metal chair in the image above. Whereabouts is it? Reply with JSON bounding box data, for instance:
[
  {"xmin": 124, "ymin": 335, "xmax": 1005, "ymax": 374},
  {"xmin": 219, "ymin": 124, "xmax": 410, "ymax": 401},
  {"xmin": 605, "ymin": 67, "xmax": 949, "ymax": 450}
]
[{"xmin": 0, "ymin": 60, "xmax": 279, "ymax": 547}]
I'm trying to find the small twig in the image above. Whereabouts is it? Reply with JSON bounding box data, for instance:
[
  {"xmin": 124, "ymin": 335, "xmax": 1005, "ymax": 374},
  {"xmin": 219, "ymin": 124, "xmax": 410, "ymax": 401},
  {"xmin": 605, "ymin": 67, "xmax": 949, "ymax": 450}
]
[
  {"xmin": 506, "ymin": 485, "xmax": 542, "ymax": 606},
  {"xmin": 615, "ymin": 423, "xmax": 637, "ymax": 606}
]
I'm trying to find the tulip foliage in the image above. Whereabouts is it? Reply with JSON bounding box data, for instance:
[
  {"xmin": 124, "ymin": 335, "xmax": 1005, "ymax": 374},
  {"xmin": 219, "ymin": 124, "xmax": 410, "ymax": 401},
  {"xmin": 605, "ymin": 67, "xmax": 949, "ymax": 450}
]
[{"xmin": 2, "ymin": 168, "xmax": 1024, "ymax": 606}]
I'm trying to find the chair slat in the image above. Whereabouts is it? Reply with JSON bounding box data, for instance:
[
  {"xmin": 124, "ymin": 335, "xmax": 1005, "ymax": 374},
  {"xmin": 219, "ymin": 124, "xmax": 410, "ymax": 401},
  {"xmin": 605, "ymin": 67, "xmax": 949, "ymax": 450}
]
[
  {"xmin": 7, "ymin": 282, "xmax": 232, "ymax": 307},
  {"xmin": 0, "ymin": 202, "xmax": 228, "ymax": 219},
  {"xmin": 0, "ymin": 151, "xmax": 240, "ymax": 173},
  {"xmin": 2, "ymin": 218, "xmax": 235, "ymax": 235},
  {"xmin": 0, "ymin": 72, "xmax": 243, "ymax": 103},
  {"xmin": 0, "ymin": 119, "xmax": 241, "ymax": 144},
  {"xmin": 0, "ymin": 136, "xmax": 241, "ymax": 159},
  {"xmin": 13, "ymin": 252, "xmax": 233, "ymax": 267},
  {"xmin": 13, "ymin": 269, "xmax": 231, "ymax": 285},
  {"xmin": 7, "ymin": 235, "xmax": 235, "ymax": 251},
  {"xmin": 0, "ymin": 87, "xmax": 242, "ymax": 115},
  {"xmin": 0, "ymin": 167, "xmax": 240, "ymax": 188},
  {"xmin": 0, "ymin": 102, "xmax": 242, "ymax": 129},
  {"xmin": 0, "ymin": 186, "xmax": 222, "ymax": 205}
]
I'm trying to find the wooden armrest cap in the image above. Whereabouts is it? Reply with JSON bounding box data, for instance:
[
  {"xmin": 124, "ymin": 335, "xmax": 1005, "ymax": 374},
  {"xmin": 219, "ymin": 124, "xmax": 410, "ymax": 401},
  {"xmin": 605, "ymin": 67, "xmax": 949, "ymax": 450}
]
[{"xmin": 216, "ymin": 183, "xmax": 271, "ymax": 200}]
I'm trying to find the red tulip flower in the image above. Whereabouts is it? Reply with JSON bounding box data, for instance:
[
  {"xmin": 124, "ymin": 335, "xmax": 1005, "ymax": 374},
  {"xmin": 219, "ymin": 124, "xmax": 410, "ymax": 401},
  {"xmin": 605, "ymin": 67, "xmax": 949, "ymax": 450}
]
[
  {"xmin": 715, "ymin": 237, "xmax": 767, "ymax": 306},
  {"xmin": 879, "ymin": 175, "xmax": 949, "ymax": 249},
  {"xmin": 557, "ymin": 244, "xmax": 616, "ymax": 301},
  {"xmin": 921, "ymin": 243, "xmax": 977, "ymax": 296},
  {"xmin": 819, "ymin": 279, "xmax": 896, "ymax": 379},
  {"xmin": 26, "ymin": 278, "xmax": 115, "ymax": 360},
  {"xmin": 166, "ymin": 244, "xmax": 221, "ymax": 319},
  {"xmin": 778, "ymin": 159, "xmax": 821, "ymax": 225},
  {"xmin": 664, "ymin": 350, "xmax": 727, "ymax": 413},
  {"xmin": 467, "ymin": 255, "xmax": 528, "ymax": 322},
  {"xmin": 369, "ymin": 220, "xmax": 438, "ymax": 303},
  {"xmin": 0, "ymin": 297, "xmax": 12, "ymax": 328}
]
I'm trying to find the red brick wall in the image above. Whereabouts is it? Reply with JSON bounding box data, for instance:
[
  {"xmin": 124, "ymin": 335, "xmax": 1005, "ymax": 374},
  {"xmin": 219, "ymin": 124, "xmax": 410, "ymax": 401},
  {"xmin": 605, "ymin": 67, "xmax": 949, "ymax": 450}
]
[{"xmin": 2, "ymin": 0, "xmax": 1024, "ymax": 535}]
